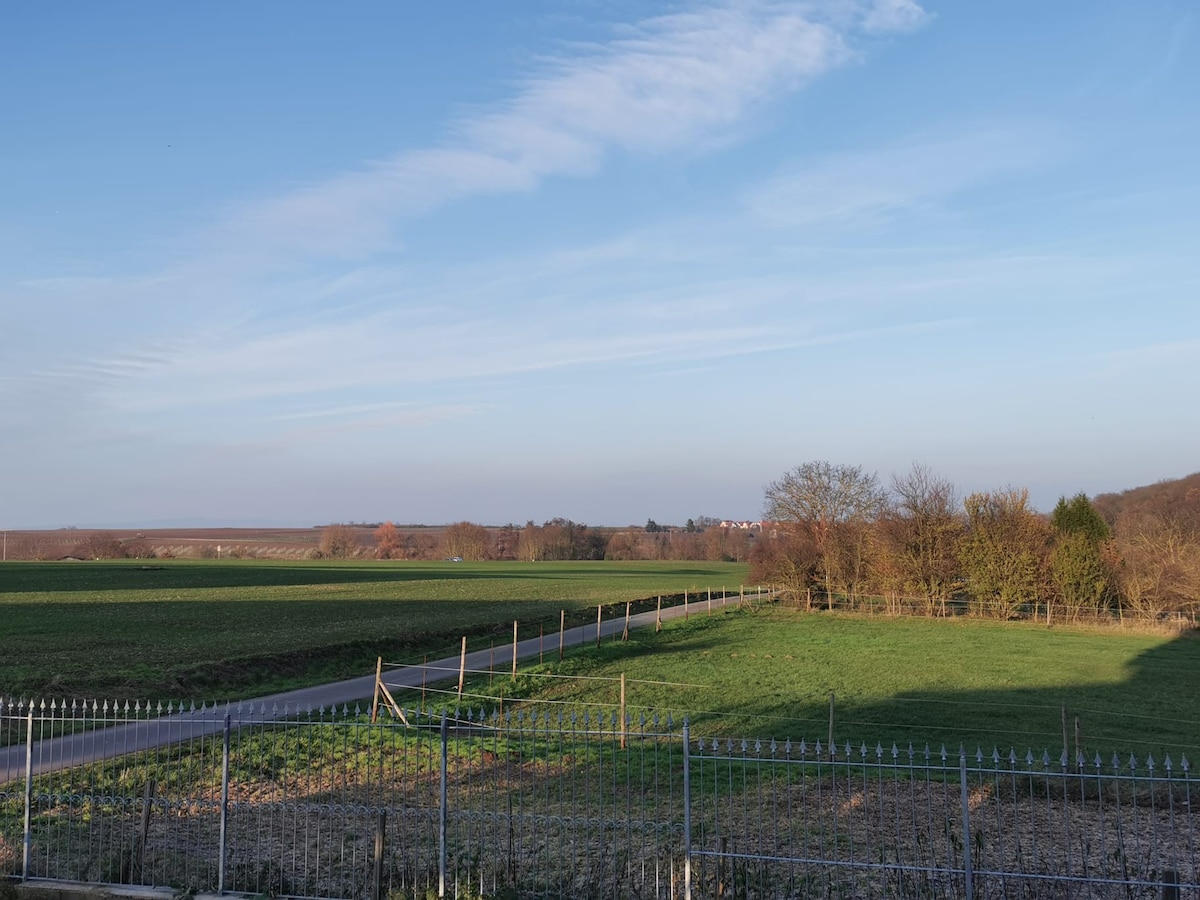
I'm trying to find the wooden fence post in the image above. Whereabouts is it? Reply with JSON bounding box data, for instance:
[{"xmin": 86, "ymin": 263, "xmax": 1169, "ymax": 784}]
[{"xmin": 457, "ymin": 637, "xmax": 467, "ymax": 699}]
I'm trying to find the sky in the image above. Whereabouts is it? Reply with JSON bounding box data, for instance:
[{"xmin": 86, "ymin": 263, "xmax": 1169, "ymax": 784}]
[{"xmin": 2, "ymin": 1, "xmax": 1198, "ymax": 529}]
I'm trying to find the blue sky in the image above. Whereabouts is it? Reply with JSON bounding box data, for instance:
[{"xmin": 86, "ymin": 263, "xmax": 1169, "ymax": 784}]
[{"xmin": 2, "ymin": 1, "xmax": 1197, "ymax": 529}]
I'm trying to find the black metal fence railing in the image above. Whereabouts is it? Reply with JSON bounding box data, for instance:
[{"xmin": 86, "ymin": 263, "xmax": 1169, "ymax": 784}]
[{"xmin": 1, "ymin": 698, "xmax": 1196, "ymax": 898}]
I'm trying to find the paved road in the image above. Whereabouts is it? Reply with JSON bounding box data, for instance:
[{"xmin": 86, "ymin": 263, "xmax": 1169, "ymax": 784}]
[{"xmin": 1, "ymin": 592, "xmax": 750, "ymax": 784}]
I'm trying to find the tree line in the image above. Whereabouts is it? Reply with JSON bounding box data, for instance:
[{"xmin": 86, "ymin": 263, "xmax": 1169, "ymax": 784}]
[{"xmin": 751, "ymin": 462, "xmax": 1200, "ymax": 622}]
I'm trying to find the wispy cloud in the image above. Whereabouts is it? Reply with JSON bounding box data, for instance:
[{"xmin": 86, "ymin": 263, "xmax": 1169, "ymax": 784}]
[
  {"xmin": 744, "ymin": 123, "xmax": 1065, "ymax": 229},
  {"xmin": 209, "ymin": 1, "xmax": 926, "ymax": 266}
]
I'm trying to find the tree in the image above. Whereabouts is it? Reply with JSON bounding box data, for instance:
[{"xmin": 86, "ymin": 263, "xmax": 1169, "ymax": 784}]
[
  {"xmin": 374, "ymin": 521, "xmax": 402, "ymax": 559},
  {"xmin": 1048, "ymin": 494, "xmax": 1112, "ymax": 622},
  {"xmin": 749, "ymin": 528, "xmax": 820, "ymax": 602},
  {"xmin": 440, "ymin": 521, "xmax": 492, "ymax": 561},
  {"xmin": 1113, "ymin": 503, "xmax": 1200, "ymax": 618},
  {"xmin": 1049, "ymin": 531, "xmax": 1110, "ymax": 622},
  {"xmin": 494, "ymin": 524, "xmax": 520, "ymax": 560},
  {"xmin": 875, "ymin": 464, "xmax": 963, "ymax": 615},
  {"xmin": 1051, "ymin": 493, "xmax": 1111, "ymax": 544},
  {"xmin": 518, "ymin": 521, "xmax": 545, "ymax": 562},
  {"xmin": 319, "ymin": 524, "xmax": 360, "ymax": 559},
  {"xmin": 763, "ymin": 461, "xmax": 887, "ymax": 607},
  {"xmin": 72, "ymin": 531, "xmax": 126, "ymax": 560},
  {"xmin": 957, "ymin": 488, "xmax": 1050, "ymax": 618}
]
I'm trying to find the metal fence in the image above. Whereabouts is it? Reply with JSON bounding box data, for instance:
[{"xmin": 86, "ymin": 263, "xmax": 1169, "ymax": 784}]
[{"xmin": 1, "ymin": 697, "xmax": 1196, "ymax": 899}]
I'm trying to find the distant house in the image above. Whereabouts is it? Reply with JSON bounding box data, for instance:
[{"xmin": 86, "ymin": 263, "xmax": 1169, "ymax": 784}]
[{"xmin": 718, "ymin": 521, "xmax": 764, "ymax": 531}]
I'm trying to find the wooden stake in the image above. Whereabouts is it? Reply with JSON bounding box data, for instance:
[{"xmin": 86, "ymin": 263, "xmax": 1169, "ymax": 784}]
[
  {"xmin": 656, "ymin": 595, "xmax": 662, "ymax": 633},
  {"xmin": 559, "ymin": 610, "xmax": 565, "ymax": 660},
  {"xmin": 375, "ymin": 678, "xmax": 410, "ymax": 726},
  {"xmin": 596, "ymin": 604, "xmax": 603, "ymax": 647},
  {"xmin": 421, "ymin": 654, "xmax": 427, "ymax": 705},
  {"xmin": 540, "ymin": 624, "xmax": 544, "ymax": 665},
  {"xmin": 622, "ymin": 601, "xmax": 631, "ymax": 641},
  {"xmin": 512, "ymin": 620, "xmax": 518, "ymax": 678},
  {"xmin": 707, "ymin": 588, "xmax": 712, "ymax": 615},
  {"xmin": 457, "ymin": 637, "xmax": 467, "ymax": 699},
  {"xmin": 684, "ymin": 590, "xmax": 689, "ymax": 621}
]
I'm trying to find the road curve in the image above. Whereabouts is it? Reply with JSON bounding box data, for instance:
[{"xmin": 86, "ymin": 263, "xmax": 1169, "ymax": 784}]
[{"xmin": 1, "ymin": 592, "xmax": 749, "ymax": 783}]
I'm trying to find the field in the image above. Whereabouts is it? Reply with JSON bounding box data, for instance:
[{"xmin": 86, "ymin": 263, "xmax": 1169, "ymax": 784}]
[
  {"xmin": 5, "ymin": 558, "xmax": 1199, "ymax": 758},
  {"xmin": 0, "ymin": 559, "xmax": 747, "ymax": 698},
  {"xmin": 462, "ymin": 606, "xmax": 1200, "ymax": 759}
]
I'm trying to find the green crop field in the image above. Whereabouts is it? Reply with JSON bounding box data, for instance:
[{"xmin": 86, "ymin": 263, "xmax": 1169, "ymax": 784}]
[
  {"xmin": 0, "ymin": 559, "xmax": 747, "ymax": 698},
  {"xmin": 462, "ymin": 606, "xmax": 1200, "ymax": 759}
]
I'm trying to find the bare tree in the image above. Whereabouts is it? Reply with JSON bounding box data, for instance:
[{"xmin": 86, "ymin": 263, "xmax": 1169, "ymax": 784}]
[
  {"xmin": 875, "ymin": 463, "xmax": 963, "ymax": 615},
  {"xmin": 517, "ymin": 521, "xmax": 545, "ymax": 562},
  {"xmin": 318, "ymin": 524, "xmax": 360, "ymax": 559},
  {"xmin": 763, "ymin": 461, "xmax": 887, "ymax": 607},
  {"xmin": 374, "ymin": 521, "xmax": 402, "ymax": 559},
  {"xmin": 72, "ymin": 531, "xmax": 126, "ymax": 560},
  {"xmin": 440, "ymin": 521, "xmax": 492, "ymax": 561}
]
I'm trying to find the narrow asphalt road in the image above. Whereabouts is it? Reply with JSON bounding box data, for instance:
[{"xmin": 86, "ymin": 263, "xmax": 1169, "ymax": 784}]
[{"xmin": 1, "ymin": 592, "xmax": 752, "ymax": 784}]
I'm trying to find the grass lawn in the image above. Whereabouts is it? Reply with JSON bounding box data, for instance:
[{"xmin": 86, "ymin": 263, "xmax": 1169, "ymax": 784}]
[
  {"xmin": 0, "ymin": 558, "xmax": 748, "ymax": 698},
  {"xmin": 469, "ymin": 605, "xmax": 1200, "ymax": 760}
]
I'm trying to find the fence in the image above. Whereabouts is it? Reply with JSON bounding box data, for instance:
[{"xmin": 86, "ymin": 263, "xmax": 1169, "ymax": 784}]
[{"xmin": 1, "ymin": 698, "xmax": 1197, "ymax": 899}]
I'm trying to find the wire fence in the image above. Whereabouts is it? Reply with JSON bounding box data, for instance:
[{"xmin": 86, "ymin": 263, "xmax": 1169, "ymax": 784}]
[{"xmin": 1, "ymin": 697, "xmax": 1196, "ymax": 899}]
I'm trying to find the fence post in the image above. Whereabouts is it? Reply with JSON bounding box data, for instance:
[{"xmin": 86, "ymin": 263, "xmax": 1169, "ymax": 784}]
[
  {"xmin": 439, "ymin": 712, "xmax": 448, "ymax": 899},
  {"xmin": 683, "ymin": 720, "xmax": 692, "ymax": 900},
  {"xmin": 218, "ymin": 713, "xmax": 231, "ymax": 893},
  {"xmin": 959, "ymin": 749, "xmax": 974, "ymax": 900},
  {"xmin": 22, "ymin": 710, "xmax": 33, "ymax": 881},
  {"xmin": 372, "ymin": 810, "xmax": 386, "ymax": 900}
]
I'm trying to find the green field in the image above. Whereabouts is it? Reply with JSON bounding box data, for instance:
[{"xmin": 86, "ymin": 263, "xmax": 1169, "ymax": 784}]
[
  {"xmin": 5, "ymin": 559, "xmax": 1198, "ymax": 758},
  {"xmin": 0, "ymin": 559, "xmax": 747, "ymax": 698},
  {"xmin": 463, "ymin": 606, "xmax": 1200, "ymax": 759}
]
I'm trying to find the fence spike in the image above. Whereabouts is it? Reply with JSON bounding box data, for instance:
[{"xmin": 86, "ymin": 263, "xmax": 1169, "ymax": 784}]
[
  {"xmin": 814, "ymin": 739, "xmax": 823, "ymax": 756},
  {"xmin": 1112, "ymin": 752, "xmax": 1121, "ymax": 770},
  {"xmin": 1041, "ymin": 750, "xmax": 1051, "ymax": 767},
  {"xmin": 877, "ymin": 742, "xmax": 885, "ymax": 759},
  {"xmin": 1009, "ymin": 749, "xmax": 1017, "ymax": 765},
  {"xmin": 1181, "ymin": 754, "xmax": 1190, "ymax": 772},
  {"xmin": 1128, "ymin": 753, "xmax": 1137, "ymax": 771},
  {"xmin": 739, "ymin": 739, "xmax": 747, "ymax": 754},
  {"xmin": 755, "ymin": 739, "xmax": 763, "ymax": 755},
  {"xmin": 940, "ymin": 745, "xmax": 948, "ymax": 762},
  {"xmin": 975, "ymin": 747, "xmax": 984, "ymax": 763},
  {"xmin": 1165, "ymin": 755, "xmax": 1173, "ymax": 772},
  {"xmin": 1147, "ymin": 754, "xmax": 1156, "ymax": 772},
  {"xmin": 992, "ymin": 748, "xmax": 1000, "ymax": 764},
  {"xmin": 770, "ymin": 738, "xmax": 778, "ymax": 756},
  {"xmin": 1093, "ymin": 752, "xmax": 1102, "ymax": 768}
]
